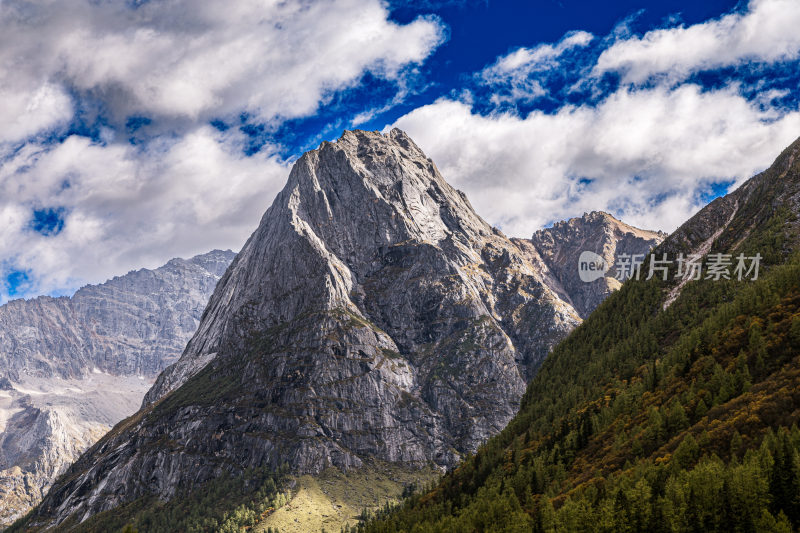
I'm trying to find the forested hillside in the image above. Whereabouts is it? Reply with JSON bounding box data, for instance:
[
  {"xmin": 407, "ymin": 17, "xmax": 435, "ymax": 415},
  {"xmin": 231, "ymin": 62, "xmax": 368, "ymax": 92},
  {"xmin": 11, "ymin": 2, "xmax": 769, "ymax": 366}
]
[{"xmin": 359, "ymin": 139, "xmax": 800, "ymax": 533}]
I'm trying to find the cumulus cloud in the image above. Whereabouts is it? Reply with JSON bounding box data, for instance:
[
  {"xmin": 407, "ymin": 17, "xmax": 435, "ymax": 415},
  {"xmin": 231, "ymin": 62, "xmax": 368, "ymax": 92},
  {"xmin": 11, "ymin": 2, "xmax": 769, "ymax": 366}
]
[
  {"xmin": 5, "ymin": 0, "xmax": 800, "ymax": 304},
  {"xmin": 0, "ymin": 128, "xmax": 289, "ymax": 302},
  {"xmin": 479, "ymin": 31, "xmax": 593, "ymax": 105},
  {"xmin": 0, "ymin": 0, "xmax": 444, "ymax": 133},
  {"xmin": 0, "ymin": 0, "xmax": 445, "ymax": 302},
  {"xmin": 394, "ymin": 86, "xmax": 800, "ymax": 237},
  {"xmin": 595, "ymin": 0, "xmax": 800, "ymax": 84},
  {"xmin": 388, "ymin": 0, "xmax": 800, "ymax": 238}
]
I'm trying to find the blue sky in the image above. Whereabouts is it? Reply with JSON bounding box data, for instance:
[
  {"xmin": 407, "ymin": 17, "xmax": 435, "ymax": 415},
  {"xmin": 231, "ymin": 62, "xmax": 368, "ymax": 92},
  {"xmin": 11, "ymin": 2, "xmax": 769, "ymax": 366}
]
[
  {"xmin": 260, "ymin": 0, "xmax": 748, "ymax": 153},
  {"xmin": 2, "ymin": 0, "xmax": 800, "ymax": 302}
]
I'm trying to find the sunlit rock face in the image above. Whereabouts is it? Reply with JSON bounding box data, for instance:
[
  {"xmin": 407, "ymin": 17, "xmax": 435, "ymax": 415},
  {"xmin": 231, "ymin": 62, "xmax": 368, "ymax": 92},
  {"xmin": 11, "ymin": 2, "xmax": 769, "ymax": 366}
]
[{"xmin": 530, "ymin": 211, "xmax": 666, "ymax": 318}]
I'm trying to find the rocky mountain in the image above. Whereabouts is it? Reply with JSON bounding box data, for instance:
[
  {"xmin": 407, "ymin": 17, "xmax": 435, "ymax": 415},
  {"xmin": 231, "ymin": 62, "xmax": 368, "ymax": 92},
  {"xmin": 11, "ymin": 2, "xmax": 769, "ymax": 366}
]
[
  {"xmin": 529, "ymin": 211, "xmax": 666, "ymax": 317},
  {"xmin": 0, "ymin": 250, "xmax": 234, "ymax": 381},
  {"xmin": 0, "ymin": 250, "xmax": 235, "ymax": 527},
  {"xmin": 16, "ymin": 130, "xmax": 662, "ymax": 532},
  {"xmin": 362, "ymin": 136, "xmax": 800, "ymax": 532}
]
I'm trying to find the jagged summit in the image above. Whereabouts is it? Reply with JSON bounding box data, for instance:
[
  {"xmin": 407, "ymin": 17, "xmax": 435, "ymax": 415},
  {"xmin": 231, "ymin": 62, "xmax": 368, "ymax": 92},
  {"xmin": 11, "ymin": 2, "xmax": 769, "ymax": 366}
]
[
  {"xmin": 575, "ymin": 210, "xmax": 666, "ymax": 237},
  {"xmin": 282, "ymin": 128, "xmax": 491, "ymax": 258},
  {"xmin": 182, "ymin": 249, "xmax": 237, "ymax": 277},
  {"xmin": 0, "ymin": 249, "xmax": 236, "ymax": 382},
  {"xmin": 531, "ymin": 210, "xmax": 666, "ymax": 317}
]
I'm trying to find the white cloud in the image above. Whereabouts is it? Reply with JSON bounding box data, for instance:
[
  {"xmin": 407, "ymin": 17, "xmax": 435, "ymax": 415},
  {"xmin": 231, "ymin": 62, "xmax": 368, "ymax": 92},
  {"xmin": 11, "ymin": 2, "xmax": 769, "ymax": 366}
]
[
  {"xmin": 0, "ymin": 84, "xmax": 73, "ymax": 143},
  {"xmin": 483, "ymin": 31, "xmax": 593, "ymax": 78},
  {"xmin": 387, "ymin": 0, "xmax": 800, "ymax": 238},
  {"xmin": 595, "ymin": 0, "xmax": 800, "ymax": 84},
  {"xmin": 0, "ymin": 128, "xmax": 289, "ymax": 303},
  {"xmin": 4, "ymin": 0, "xmax": 800, "ymax": 305},
  {"xmin": 393, "ymin": 84, "xmax": 800, "ymax": 236},
  {"xmin": 479, "ymin": 31, "xmax": 593, "ymax": 105},
  {"xmin": 0, "ymin": 0, "xmax": 444, "ymax": 133}
]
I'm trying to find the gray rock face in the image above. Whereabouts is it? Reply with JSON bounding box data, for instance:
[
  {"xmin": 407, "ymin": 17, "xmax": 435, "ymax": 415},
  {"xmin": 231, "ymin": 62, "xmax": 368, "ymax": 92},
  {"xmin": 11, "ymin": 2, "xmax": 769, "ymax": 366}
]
[
  {"xmin": 530, "ymin": 212, "xmax": 666, "ymax": 317},
  {"xmin": 123, "ymin": 128, "xmax": 584, "ymax": 469},
  {"xmin": 145, "ymin": 130, "xmax": 582, "ymax": 406},
  {"xmin": 0, "ymin": 250, "xmax": 234, "ymax": 526},
  {"xmin": 28, "ymin": 130, "xmax": 661, "ymax": 528},
  {"xmin": 0, "ymin": 250, "xmax": 235, "ymax": 381}
]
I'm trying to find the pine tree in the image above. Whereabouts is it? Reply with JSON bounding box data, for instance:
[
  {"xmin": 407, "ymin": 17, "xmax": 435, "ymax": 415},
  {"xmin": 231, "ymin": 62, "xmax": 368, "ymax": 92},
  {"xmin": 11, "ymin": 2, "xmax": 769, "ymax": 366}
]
[
  {"xmin": 720, "ymin": 477, "xmax": 736, "ymax": 533},
  {"xmin": 789, "ymin": 316, "xmax": 800, "ymax": 349},
  {"xmin": 613, "ymin": 489, "xmax": 632, "ymax": 533},
  {"xmin": 770, "ymin": 433, "xmax": 799, "ymax": 526}
]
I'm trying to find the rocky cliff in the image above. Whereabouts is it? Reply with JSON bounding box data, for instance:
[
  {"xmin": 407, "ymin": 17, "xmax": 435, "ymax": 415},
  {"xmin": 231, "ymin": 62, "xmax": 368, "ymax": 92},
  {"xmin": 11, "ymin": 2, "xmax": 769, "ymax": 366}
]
[
  {"xmin": 21, "ymin": 130, "xmax": 662, "ymax": 530},
  {"xmin": 0, "ymin": 250, "xmax": 234, "ymax": 526},
  {"xmin": 529, "ymin": 212, "xmax": 666, "ymax": 318}
]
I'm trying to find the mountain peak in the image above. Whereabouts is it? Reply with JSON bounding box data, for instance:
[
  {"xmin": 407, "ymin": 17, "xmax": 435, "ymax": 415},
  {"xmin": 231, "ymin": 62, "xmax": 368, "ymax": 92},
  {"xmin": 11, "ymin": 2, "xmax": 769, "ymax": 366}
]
[
  {"xmin": 532, "ymin": 211, "xmax": 666, "ymax": 317},
  {"xmin": 282, "ymin": 128, "xmax": 490, "ymax": 252},
  {"xmin": 563, "ymin": 210, "xmax": 667, "ymax": 238},
  {"xmin": 143, "ymin": 128, "xmax": 509, "ymax": 406},
  {"xmin": 23, "ymin": 129, "xmax": 670, "ymax": 529}
]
